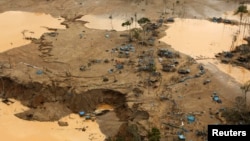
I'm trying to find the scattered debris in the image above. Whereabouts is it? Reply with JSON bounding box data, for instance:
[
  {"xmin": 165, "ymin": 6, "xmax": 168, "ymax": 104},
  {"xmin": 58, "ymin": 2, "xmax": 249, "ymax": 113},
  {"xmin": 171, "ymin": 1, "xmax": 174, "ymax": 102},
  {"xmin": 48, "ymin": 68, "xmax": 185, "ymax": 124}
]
[
  {"xmin": 203, "ymin": 79, "xmax": 211, "ymax": 85},
  {"xmin": 108, "ymin": 69, "xmax": 114, "ymax": 73},
  {"xmin": 237, "ymin": 56, "xmax": 248, "ymax": 62},
  {"xmin": 104, "ymin": 59, "xmax": 109, "ymax": 63},
  {"xmin": 82, "ymin": 127, "xmax": 86, "ymax": 132},
  {"xmin": 89, "ymin": 59, "xmax": 102, "ymax": 64},
  {"xmin": 159, "ymin": 95, "xmax": 170, "ymax": 101},
  {"xmin": 79, "ymin": 111, "xmax": 85, "ymax": 117},
  {"xmin": 163, "ymin": 122, "xmax": 189, "ymax": 132},
  {"xmin": 162, "ymin": 64, "xmax": 176, "ymax": 72},
  {"xmin": 2, "ymin": 98, "xmax": 14, "ymax": 105},
  {"xmin": 166, "ymin": 17, "xmax": 175, "ymax": 23},
  {"xmin": 58, "ymin": 121, "xmax": 69, "ymax": 126},
  {"xmin": 158, "ymin": 48, "xmax": 179, "ymax": 58},
  {"xmin": 85, "ymin": 113, "xmax": 91, "ymax": 120},
  {"xmin": 116, "ymin": 64, "xmax": 124, "ymax": 69},
  {"xmin": 48, "ymin": 32, "xmax": 58, "ymax": 37},
  {"xmin": 105, "ymin": 34, "xmax": 110, "ymax": 38},
  {"xmin": 178, "ymin": 134, "xmax": 186, "ymax": 140},
  {"xmin": 210, "ymin": 17, "xmax": 235, "ymax": 25},
  {"xmin": 211, "ymin": 17, "xmax": 222, "ymax": 23},
  {"xmin": 119, "ymin": 44, "xmax": 135, "ymax": 52},
  {"xmin": 187, "ymin": 115, "xmax": 195, "ymax": 123},
  {"xmin": 80, "ymin": 65, "xmax": 87, "ymax": 71},
  {"xmin": 103, "ymin": 77, "xmax": 109, "ymax": 82},
  {"xmin": 223, "ymin": 52, "xmax": 234, "ymax": 58},
  {"xmin": 36, "ymin": 70, "xmax": 43, "ymax": 75},
  {"xmin": 212, "ymin": 92, "xmax": 222, "ymax": 103},
  {"xmin": 178, "ymin": 68, "xmax": 190, "ymax": 74}
]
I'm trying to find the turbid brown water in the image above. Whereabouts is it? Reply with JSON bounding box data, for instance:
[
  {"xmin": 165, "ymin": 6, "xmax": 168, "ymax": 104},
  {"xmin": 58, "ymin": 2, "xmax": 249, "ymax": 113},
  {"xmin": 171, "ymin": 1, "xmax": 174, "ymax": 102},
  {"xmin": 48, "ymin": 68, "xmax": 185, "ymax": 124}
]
[
  {"xmin": 159, "ymin": 18, "xmax": 250, "ymax": 84},
  {"xmin": 0, "ymin": 11, "xmax": 65, "ymax": 52},
  {"xmin": 0, "ymin": 98, "xmax": 105, "ymax": 141},
  {"xmin": 79, "ymin": 14, "xmax": 141, "ymax": 31}
]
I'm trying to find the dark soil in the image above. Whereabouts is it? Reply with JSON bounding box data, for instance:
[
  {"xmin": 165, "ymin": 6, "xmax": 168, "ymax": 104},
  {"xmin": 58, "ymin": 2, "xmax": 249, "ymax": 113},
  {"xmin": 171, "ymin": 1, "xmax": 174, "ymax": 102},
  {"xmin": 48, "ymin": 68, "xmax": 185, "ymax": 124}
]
[{"xmin": 215, "ymin": 37, "xmax": 250, "ymax": 70}]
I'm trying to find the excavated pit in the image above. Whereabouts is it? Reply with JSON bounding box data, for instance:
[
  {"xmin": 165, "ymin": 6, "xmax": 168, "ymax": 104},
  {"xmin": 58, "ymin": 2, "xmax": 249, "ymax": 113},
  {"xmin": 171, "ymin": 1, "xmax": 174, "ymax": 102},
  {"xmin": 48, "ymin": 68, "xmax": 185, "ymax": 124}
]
[
  {"xmin": 0, "ymin": 77, "xmax": 151, "ymax": 139},
  {"xmin": 0, "ymin": 77, "xmax": 131, "ymax": 121}
]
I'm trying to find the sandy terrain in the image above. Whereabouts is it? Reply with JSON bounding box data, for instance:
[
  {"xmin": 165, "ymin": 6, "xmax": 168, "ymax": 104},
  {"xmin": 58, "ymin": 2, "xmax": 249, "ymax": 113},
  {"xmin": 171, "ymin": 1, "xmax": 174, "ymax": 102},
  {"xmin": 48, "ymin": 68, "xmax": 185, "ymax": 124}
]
[
  {"xmin": 0, "ymin": 0, "xmax": 249, "ymax": 141},
  {"xmin": 0, "ymin": 98, "xmax": 105, "ymax": 141}
]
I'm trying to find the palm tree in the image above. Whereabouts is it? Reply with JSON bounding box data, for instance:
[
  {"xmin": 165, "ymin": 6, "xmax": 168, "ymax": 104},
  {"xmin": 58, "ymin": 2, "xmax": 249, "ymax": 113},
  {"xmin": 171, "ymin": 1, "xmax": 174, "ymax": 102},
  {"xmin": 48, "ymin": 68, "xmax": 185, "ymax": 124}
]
[
  {"xmin": 122, "ymin": 20, "xmax": 131, "ymax": 31},
  {"xmin": 163, "ymin": 0, "xmax": 167, "ymax": 14},
  {"xmin": 134, "ymin": 13, "xmax": 137, "ymax": 28},
  {"xmin": 122, "ymin": 20, "xmax": 132, "ymax": 41},
  {"xmin": 131, "ymin": 17, "xmax": 134, "ymax": 29},
  {"xmin": 235, "ymin": 4, "xmax": 248, "ymax": 32},
  {"xmin": 109, "ymin": 14, "xmax": 113, "ymax": 30},
  {"xmin": 137, "ymin": 17, "xmax": 151, "ymax": 45}
]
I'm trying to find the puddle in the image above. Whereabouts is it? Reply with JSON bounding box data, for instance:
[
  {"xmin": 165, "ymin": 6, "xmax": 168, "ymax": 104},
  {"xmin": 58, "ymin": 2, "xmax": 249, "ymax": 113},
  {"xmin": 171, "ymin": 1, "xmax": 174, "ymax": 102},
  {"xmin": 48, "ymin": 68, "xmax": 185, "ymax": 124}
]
[
  {"xmin": 78, "ymin": 14, "xmax": 140, "ymax": 31},
  {"xmin": 0, "ymin": 98, "xmax": 105, "ymax": 141},
  {"xmin": 160, "ymin": 18, "xmax": 250, "ymax": 84},
  {"xmin": 0, "ymin": 11, "xmax": 65, "ymax": 53},
  {"xmin": 96, "ymin": 104, "xmax": 114, "ymax": 111}
]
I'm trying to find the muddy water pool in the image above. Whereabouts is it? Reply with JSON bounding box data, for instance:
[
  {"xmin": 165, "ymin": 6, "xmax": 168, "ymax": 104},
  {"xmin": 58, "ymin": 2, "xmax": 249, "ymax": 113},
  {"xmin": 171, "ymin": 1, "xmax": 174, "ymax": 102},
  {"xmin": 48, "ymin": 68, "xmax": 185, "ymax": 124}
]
[
  {"xmin": 160, "ymin": 18, "xmax": 250, "ymax": 84},
  {"xmin": 0, "ymin": 11, "xmax": 65, "ymax": 52}
]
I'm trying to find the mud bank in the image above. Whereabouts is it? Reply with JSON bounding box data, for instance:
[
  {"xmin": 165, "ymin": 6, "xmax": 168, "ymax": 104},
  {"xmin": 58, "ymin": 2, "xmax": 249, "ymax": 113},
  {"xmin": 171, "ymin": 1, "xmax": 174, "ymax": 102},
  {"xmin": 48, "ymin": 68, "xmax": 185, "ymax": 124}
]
[
  {"xmin": 0, "ymin": 100, "xmax": 105, "ymax": 141},
  {"xmin": 0, "ymin": 76, "xmax": 152, "ymax": 139},
  {"xmin": 0, "ymin": 77, "xmax": 137, "ymax": 140},
  {"xmin": 0, "ymin": 77, "xmax": 130, "ymax": 121}
]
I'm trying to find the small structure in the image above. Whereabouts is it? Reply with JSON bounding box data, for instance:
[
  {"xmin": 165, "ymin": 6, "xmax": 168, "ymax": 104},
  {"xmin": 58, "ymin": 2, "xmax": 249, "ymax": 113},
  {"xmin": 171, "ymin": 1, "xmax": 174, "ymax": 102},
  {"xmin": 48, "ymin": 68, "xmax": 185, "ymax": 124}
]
[
  {"xmin": 212, "ymin": 17, "xmax": 222, "ymax": 23},
  {"xmin": 85, "ymin": 113, "xmax": 91, "ymax": 120},
  {"xmin": 212, "ymin": 92, "xmax": 222, "ymax": 103},
  {"xmin": 79, "ymin": 111, "xmax": 85, "ymax": 117},
  {"xmin": 187, "ymin": 115, "xmax": 195, "ymax": 123},
  {"xmin": 166, "ymin": 17, "xmax": 175, "ymax": 23},
  {"xmin": 178, "ymin": 68, "xmax": 190, "ymax": 74},
  {"xmin": 36, "ymin": 70, "xmax": 43, "ymax": 75},
  {"xmin": 58, "ymin": 121, "xmax": 69, "ymax": 126},
  {"xmin": 116, "ymin": 64, "xmax": 124, "ymax": 69},
  {"xmin": 119, "ymin": 44, "xmax": 135, "ymax": 52},
  {"xmin": 162, "ymin": 64, "xmax": 176, "ymax": 72},
  {"xmin": 157, "ymin": 49, "xmax": 179, "ymax": 58},
  {"xmin": 178, "ymin": 134, "xmax": 186, "ymax": 140},
  {"xmin": 213, "ymin": 95, "xmax": 222, "ymax": 103}
]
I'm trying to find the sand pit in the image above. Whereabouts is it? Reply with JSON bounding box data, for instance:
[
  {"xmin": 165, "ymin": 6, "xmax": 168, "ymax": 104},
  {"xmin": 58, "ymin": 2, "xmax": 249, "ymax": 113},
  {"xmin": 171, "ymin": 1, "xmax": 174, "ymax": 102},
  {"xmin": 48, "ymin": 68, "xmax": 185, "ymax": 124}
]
[
  {"xmin": 0, "ymin": 98, "xmax": 106, "ymax": 141},
  {"xmin": 0, "ymin": 11, "xmax": 65, "ymax": 52}
]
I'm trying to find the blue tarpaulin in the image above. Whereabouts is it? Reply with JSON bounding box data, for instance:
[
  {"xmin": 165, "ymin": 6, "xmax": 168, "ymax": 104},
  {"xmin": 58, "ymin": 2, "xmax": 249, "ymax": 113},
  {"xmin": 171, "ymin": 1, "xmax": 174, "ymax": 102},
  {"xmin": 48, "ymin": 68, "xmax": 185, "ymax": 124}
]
[
  {"xmin": 213, "ymin": 96, "xmax": 219, "ymax": 101},
  {"xmin": 79, "ymin": 111, "xmax": 85, "ymax": 116},
  {"xmin": 178, "ymin": 134, "xmax": 186, "ymax": 140},
  {"xmin": 36, "ymin": 70, "xmax": 43, "ymax": 75},
  {"xmin": 187, "ymin": 115, "xmax": 195, "ymax": 123}
]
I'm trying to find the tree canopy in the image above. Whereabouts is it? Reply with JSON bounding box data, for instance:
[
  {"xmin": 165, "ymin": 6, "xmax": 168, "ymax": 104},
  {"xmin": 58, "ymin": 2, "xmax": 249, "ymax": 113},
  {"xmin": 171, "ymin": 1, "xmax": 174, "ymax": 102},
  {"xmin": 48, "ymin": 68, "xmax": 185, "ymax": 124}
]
[
  {"xmin": 148, "ymin": 127, "xmax": 161, "ymax": 141},
  {"xmin": 122, "ymin": 20, "xmax": 131, "ymax": 27},
  {"xmin": 137, "ymin": 17, "xmax": 151, "ymax": 25}
]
